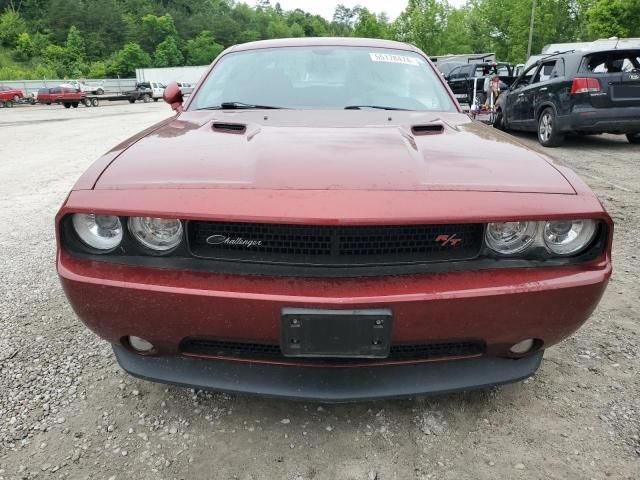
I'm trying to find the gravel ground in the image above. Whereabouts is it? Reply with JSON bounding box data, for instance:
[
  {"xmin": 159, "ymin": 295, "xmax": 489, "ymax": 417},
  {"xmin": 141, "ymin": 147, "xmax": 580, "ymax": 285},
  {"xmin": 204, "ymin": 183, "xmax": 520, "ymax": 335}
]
[{"xmin": 0, "ymin": 102, "xmax": 638, "ymax": 479}]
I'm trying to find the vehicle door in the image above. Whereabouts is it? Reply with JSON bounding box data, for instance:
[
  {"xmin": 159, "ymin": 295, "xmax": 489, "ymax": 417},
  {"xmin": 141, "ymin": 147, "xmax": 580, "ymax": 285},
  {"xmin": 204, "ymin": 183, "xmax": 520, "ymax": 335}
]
[
  {"xmin": 505, "ymin": 64, "xmax": 539, "ymax": 128},
  {"xmin": 530, "ymin": 59, "xmax": 565, "ymax": 120},
  {"xmin": 50, "ymin": 87, "xmax": 62, "ymax": 103},
  {"xmin": 447, "ymin": 65, "xmax": 471, "ymax": 101},
  {"xmin": 152, "ymin": 82, "xmax": 164, "ymax": 98}
]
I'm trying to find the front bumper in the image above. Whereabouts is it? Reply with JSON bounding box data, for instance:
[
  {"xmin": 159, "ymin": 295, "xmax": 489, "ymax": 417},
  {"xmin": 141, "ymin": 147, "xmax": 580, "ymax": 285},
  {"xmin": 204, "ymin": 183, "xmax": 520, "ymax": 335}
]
[
  {"xmin": 114, "ymin": 344, "xmax": 543, "ymax": 401},
  {"xmin": 561, "ymin": 106, "xmax": 640, "ymax": 133},
  {"xmin": 59, "ymin": 247, "xmax": 609, "ymax": 402},
  {"xmin": 59, "ymin": 250, "xmax": 610, "ymax": 355}
]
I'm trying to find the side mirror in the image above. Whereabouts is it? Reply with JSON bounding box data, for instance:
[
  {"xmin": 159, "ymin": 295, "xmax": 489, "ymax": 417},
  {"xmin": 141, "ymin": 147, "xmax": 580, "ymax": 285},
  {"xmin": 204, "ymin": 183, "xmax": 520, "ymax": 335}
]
[{"xmin": 163, "ymin": 81, "xmax": 184, "ymax": 112}]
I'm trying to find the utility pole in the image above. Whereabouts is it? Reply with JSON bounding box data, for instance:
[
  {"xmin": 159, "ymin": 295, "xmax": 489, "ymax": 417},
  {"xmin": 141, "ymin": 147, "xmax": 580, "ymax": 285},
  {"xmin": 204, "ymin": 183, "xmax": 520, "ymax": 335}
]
[{"xmin": 526, "ymin": 0, "xmax": 537, "ymax": 60}]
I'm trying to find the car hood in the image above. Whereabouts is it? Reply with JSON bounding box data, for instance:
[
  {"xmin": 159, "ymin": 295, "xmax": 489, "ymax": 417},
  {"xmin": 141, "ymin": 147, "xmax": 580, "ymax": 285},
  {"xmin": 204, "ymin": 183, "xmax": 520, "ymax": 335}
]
[{"xmin": 94, "ymin": 110, "xmax": 575, "ymax": 194}]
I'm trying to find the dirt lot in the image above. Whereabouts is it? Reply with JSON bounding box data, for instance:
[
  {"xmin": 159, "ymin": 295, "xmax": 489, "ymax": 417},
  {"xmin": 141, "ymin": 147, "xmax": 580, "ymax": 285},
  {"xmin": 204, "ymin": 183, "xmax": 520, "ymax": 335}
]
[{"xmin": 0, "ymin": 103, "xmax": 638, "ymax": 480}]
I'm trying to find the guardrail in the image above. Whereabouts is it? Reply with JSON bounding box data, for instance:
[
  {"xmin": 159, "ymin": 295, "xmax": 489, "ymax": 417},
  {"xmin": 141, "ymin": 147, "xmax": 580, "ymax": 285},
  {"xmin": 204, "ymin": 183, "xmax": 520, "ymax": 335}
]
[{"xmin": 0, "ymin": 78, "xmax": 137, "ymax": 96}]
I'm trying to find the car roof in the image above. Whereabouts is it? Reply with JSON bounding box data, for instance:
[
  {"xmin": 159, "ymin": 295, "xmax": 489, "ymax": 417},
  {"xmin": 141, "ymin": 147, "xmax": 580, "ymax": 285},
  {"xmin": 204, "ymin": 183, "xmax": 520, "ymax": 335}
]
[
  {"xmin": 537, "ymin": 48, "xmax": 640, "ymax": 61},
  {"xmin": 574, "ymin": 47, "xmax": 640, "ymax": 56},
  {"xmin": 228, "ymin": 37, "xmax": 417, "ymax": 54}
]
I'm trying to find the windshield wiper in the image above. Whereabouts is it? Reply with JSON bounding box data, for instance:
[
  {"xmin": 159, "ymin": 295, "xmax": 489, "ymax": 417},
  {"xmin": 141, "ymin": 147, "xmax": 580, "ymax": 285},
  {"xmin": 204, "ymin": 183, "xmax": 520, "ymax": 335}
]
[
  {"xmin": 344, "ymin": 105, "xmax": 409, "ymax": 111},
  {"xmin": 207, "ymin": 101, "xmax": 283, "ymax": 110}
]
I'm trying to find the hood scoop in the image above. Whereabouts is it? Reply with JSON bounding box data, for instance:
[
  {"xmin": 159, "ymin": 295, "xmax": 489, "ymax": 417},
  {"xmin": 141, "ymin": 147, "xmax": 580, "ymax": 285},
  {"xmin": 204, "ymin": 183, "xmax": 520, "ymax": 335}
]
[
  {"xmin": 411, "ymin": 124, "xmax": 444, "ymax": 136},
  {"xmin": 212, "ymin": 122, "xmax": 247, "ymax": 134}
]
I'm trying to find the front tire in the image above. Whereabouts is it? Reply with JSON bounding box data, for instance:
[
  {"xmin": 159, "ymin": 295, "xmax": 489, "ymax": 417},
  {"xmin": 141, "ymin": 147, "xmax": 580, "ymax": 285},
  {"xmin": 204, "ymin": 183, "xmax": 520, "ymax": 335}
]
[
  {"xmin": 627, "ymin": 133, "xmax": 640, "ymax": 144},
  {"xmin": 538, "ymin": 108, "xmax": 564, "ymax": 147},
  {"xmin": 13, "ymin": 95, "xmax": 20, "ymax": 103},
  {"xmin": 142, "ymin": 94, "xmax": 151, "ymax": 103}
]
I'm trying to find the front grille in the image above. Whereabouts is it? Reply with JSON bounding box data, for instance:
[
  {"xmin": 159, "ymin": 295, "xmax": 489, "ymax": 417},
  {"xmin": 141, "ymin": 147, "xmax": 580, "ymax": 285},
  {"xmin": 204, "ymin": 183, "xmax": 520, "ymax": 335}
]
[
  {"xmin": 181, "ymin": 339, "xmax": 485, "ymax": 364},
  {"xmin": 187, "ymin": 222, "xmax": 484, "ymax": 266}
]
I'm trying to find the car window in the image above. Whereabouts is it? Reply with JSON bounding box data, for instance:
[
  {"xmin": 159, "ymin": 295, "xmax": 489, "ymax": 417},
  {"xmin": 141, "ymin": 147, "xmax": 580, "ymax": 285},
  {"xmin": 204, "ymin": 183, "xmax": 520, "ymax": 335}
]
[
  {"xmin": 512, "ymin": 64, "xmax": 539, "ymax": 89},
  {"xmin": 438, "ymin": 63, "xmax": 462, "ymax": 76},
  {"xmin": 448, "ymin": 66, "xmax": 462, "ymax": 79},
  {"xmin": 582, "ymin": 50, "xmax": 640, "ymax": 73},
  {"xmin": 50, "ymin": 87, "xmax": 61, "ymax": 94},
  {"xmin": 191, "ymin": 46, "xmax": 457, "ymax": 112},
  {"xmin": 531, "ymin": 60, "xmax": 559, "ymax": 84}
]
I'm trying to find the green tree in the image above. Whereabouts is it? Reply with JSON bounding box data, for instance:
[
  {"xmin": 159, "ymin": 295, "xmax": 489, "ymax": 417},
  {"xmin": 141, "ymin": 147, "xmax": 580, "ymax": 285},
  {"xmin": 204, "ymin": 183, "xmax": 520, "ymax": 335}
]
[
  {"xmin": 42, "ymin": 44, "xmax": 68, "ymax": 77},
  {"xmin": 65, "ymin": 26, "xmax": 86, "ymax": 73},
  {"xmin": 186, "ymin": 31, "xmax": 224, "ymax": 65},
  {"xmin": 87, "ymin": 61, "xmax": 107, "ymax": 78},
  {"xmin": 354, "ymin": 8, "xmax": 392, "ymax": 39},
  {"xmin": 290, "ymin": 22, "xmax": 305, "ymax": 37},
  {"xmin": 106, "ymin": 42, "xmax": 150, "ymax": 77},
  {"xmin": 141, "ymin": 14, "xmax": 178, "ymax": 51},
  {"xmin": 14, "ymin": 32, "xmax": 33, "ymax": 61},
  {"xmin": 331, "ymin": 4, "xmax": 359, "ymax": 36},
  {"xmin": 439, "ymin": 7, "xmax": 473, "ymax": 54},
  {"xmin": 267, "ymin": 17, "xmax": 291, "ymax": 38},
  {"xmin": 31, "ymin": 32, "xmax": 50, "ymax": 53},
  {"xmin": 0, "ymin": 9, "xmax": 27, "ymax": 47},
  {"xmin": 394, "ymin": 0, "xmax": 447, "ymax": 55},
  {"xmin": 587, "ymin": 0, "xmax": 640, "ymax": 38},
  {"xmin": 153, "ymin": 36, "xmax": 184, "ymax": 67}
]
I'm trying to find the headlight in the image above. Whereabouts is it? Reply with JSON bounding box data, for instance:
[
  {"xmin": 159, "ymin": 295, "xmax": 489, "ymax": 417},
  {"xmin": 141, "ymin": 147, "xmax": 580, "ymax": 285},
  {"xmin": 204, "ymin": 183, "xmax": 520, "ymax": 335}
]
[
  {"xmin": 128, "ymin": 217, "xmax": 183, "ymax": 252},
  {"xmin": 543, "ymin": 219, "xmax": 597, "ymax": 255},
  {"xmin": 485, "ymin": 221, "xmax": 538, "ymax": 255},
  {"xmin": 72, "ymin": 213, "xmax": 123, "ymax": 251}
]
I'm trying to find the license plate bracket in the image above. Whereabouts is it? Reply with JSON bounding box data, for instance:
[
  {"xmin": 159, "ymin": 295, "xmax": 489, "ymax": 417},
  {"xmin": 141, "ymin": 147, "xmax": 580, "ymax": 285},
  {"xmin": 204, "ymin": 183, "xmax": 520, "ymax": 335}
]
[{"xmin": 281, "ymin": 308, "xmax": 392, "ymax": 358}]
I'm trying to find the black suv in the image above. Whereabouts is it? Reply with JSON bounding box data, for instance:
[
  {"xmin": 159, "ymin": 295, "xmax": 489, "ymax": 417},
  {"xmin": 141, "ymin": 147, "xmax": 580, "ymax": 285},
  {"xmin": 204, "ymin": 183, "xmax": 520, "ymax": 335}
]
[{"xmin": 494, "ymin": 49, "xmax": 640, "ymax": 146}]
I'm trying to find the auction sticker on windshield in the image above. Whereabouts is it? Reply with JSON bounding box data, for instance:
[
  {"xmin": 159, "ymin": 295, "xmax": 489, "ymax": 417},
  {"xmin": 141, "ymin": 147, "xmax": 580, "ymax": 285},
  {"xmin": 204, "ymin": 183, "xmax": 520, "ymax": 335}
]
[{"xmin": 369, "ymin": 52, "xmax": 420, "ymax": 66}]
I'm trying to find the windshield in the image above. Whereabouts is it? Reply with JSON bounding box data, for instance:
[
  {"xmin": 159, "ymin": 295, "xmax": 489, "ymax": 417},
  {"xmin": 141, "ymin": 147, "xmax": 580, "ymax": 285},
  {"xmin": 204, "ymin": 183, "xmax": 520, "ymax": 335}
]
[{"xmin": 190, "ymin": 46, "xmax": 456, "ymax": 112}]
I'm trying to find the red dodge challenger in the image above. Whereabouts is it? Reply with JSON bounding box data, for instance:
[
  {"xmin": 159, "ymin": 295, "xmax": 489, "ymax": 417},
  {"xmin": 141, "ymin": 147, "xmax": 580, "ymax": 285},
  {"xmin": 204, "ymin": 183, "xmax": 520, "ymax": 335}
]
[{"xmin": 56, "ymin": 38, "xmax": 612, "ymax": 401}]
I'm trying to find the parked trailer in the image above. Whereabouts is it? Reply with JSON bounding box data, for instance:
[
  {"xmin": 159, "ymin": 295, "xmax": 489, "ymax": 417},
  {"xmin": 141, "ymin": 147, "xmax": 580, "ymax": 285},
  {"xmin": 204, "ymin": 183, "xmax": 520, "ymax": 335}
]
[
  {"xmin": 85, "ymin": 86, "xmax": 154, "ymax": 106},
  {"xmin": 32, "ymin": 84, "xmax": 155, "ymax": 108},
  {"xmin": 1, "ymin": 78, "xmax": 136, "ymax": 98}
]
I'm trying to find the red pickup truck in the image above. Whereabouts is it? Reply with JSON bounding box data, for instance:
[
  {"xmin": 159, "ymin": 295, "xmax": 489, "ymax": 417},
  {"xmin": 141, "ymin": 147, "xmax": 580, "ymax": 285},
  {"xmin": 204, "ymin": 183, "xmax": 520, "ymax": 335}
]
[
  {"xmin": 0, "ymin": 85, "xmax": 25, "ymax": 107},
  {"xmin": 36, "ymin": 86, "xmax": 89, "ymax": 108}
]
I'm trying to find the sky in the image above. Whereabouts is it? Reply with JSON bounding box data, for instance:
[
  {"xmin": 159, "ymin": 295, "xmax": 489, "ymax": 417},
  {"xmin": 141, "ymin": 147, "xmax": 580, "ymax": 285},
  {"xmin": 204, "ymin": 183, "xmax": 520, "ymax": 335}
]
[{"xmin": 260, "ymin": 0, "xmax": 467, "ymax": 21}]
